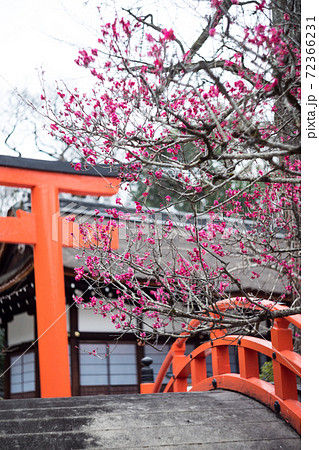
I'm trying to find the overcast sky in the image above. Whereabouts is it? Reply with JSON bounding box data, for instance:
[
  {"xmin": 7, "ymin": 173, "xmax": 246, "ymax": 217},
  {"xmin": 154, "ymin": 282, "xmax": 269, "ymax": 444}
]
[
  {"xmin": 0, "ymin": 0, "xmax": 103, "ymax": 95},
  {"xmin": 0, "ymin": 0, "xmax": 204, "ymax": 94},
  {"xmin": 0, "ymin": 0, "xmax": 207, "ymax": 159},
  {"xmin": 0, "ymin": 0, "xmax": 116, "ymax": 160}
]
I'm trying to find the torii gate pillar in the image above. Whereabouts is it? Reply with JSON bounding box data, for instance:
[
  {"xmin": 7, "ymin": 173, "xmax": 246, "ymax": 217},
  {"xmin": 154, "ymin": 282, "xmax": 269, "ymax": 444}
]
[{"xmin": 0, "ymin": 156, "xmax": 119, "ymax": 398}]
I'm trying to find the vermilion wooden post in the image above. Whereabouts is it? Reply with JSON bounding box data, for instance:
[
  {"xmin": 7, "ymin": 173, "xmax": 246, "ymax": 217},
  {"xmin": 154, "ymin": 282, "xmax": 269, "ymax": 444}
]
[
  {"xmin": 238, "ymin": 346, "xmax": 259, "ymax": 379},
  {"xmin": 211, "ymin": 346, "xmax": 230, "ymax": 375},
  {"xmin": 0, "ymin": 157, "xmax": 119, "ymax": 398},
  {"xmin": 32, "ymin": 184, "xmax": 71, "ymax": 398},
  {"xmin": 190, "ymin": 355, "xmax": 207, "ymax": 386},
  {"xmin": 210, "ymin": 330, "xmax": 230, "ymax": 375},
  {"xmin": 140, "ymin": 383, "xmax": 155, "ymax": 394},
  {"xmin": 172, "ymin": 343, "xmax": 188, "ymax": 392},
  {"xmin": 271, "ymin": 318, "xmax": 298, "ymax": 401}
]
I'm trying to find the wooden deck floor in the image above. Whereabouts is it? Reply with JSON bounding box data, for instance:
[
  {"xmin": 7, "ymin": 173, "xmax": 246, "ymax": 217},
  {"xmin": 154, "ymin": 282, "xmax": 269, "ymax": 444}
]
[{"xmin": 0, "ymin": 390, "xmax": 300, "ymax": 449}]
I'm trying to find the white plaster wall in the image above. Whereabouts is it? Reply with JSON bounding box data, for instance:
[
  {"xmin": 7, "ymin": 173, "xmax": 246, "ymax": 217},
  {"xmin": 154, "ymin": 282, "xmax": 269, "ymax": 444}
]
[
  {"xmin": 8, "ymin": 312, "xmax": 34, "ymax": 346},
  {"xmin": 142, "ymin": 306, "xmax": 190, "ymax": 334},
  {"xmin": 78, "ymin": 308, "xmax": 120, "ymax": 332},
  {"xmin": 65, "ymin": 307, "xmax": 70, "ymax": 332}
]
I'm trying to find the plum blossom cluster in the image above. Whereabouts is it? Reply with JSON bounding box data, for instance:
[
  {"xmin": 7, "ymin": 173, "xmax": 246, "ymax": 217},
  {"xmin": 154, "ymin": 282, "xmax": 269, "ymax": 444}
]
[
  {"xmin": 70, "ymin": 173, "xmax": 300, "ymax": 340},
  {"xmin": 45, "ymin": 0, "xmax": 301, "ymax": 341}
]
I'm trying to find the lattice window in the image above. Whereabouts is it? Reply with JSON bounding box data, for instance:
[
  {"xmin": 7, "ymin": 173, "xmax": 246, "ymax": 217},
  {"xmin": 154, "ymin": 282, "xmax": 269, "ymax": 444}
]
[
  {"xmin": 79, "ymin": 342, "xmax": 137, "ymax": 386},
  {"xmin": 10, "ymin": 352, "xmax": 35, "ymax": 394}
]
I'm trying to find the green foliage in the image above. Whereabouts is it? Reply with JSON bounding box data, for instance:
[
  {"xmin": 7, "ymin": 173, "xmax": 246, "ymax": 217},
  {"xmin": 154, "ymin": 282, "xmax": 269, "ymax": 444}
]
[
  {"xmin": 132, "ymin": 177, "xmax": 195, "ymax": 212},
  {"xmin": 259, "ymin": 360, "xmax": 274, "ymax": 383},
  {"xmin": 132, "ymin": 175, "xmax": 258, "ymax": 214},
  {"xmin": 130, "ymin": 139, "xmax": 260, "ymax": 212}
]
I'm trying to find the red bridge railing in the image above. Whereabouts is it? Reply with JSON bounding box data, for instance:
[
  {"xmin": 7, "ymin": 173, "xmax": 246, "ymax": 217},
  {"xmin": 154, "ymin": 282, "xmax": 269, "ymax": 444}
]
[{"xmin": 140, "ymin": 299, "xmax": 301, "ymax": 434}]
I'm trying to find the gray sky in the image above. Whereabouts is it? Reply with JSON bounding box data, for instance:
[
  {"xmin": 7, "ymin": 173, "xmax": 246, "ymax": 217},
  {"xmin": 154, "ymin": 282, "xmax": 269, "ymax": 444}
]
[
  {"xmin": 0, "ymin": 0, "xmax": 208, "ymax": 159},
  {"xmin": 0, "ymin": 0, "xmax": 105, "ymax": 95},
  {"xmin": 0, "ymin": 0, "xmax": 107, "ymax": 158},
  {"xmin": 0, "ymin": 0, "xmax": 203, "ymax": 95}
]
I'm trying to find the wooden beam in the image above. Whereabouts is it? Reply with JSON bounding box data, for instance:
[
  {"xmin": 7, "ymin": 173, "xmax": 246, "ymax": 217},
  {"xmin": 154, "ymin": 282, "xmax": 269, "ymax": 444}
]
[
  {"xmin": 0, "ymin": 211, "xmax": 36, "ymax": 244},
  {"xmin": 0, "ymin": 166, "xmax": 119, "ymax": 196}
]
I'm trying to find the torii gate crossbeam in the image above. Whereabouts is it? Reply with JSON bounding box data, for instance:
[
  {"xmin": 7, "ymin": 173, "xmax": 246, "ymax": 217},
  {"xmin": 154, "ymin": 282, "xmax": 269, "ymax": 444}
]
[{"xmin": 0, "ymin": 156, "xmax": 120, "ymax": 398}]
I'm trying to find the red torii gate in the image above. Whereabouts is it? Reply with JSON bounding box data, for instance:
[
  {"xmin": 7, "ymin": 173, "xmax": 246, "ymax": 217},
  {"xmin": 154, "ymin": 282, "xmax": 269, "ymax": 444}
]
[{"xmin": 0, "ymin": 156, "xmax": 119, "ymax": 398}]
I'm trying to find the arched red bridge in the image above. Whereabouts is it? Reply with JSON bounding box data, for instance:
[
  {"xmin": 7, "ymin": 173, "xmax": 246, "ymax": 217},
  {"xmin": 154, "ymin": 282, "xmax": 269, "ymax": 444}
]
[{"xmin": 141, "ymin": 299, "xmax": 301, "ymax": 435}]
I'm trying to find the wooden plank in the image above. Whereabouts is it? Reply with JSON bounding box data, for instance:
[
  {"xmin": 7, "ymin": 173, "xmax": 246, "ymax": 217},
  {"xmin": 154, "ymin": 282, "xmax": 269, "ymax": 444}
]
[
  {"xmin": 0, "ymin": 391, "xmax": 265, "ymax": 411},
  {"xmin": 0, "ymin": 391, "xmax": 300, "ymax": 449},
  {"xmin": 0, "ymin": 409, "xmax": 298, "ymax": 435}
]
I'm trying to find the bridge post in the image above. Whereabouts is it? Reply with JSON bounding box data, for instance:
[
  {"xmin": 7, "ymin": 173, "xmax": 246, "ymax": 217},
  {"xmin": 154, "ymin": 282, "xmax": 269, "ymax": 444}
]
[
  {"xmin": 210, "ymin": 331, "xmax": 230, "ymax": 375},
  {"xmin": 211, "ymin": 346, "xmax": 230, "ymax": 375},
  {"xmin": 140, "ymin": 357, "xmax": 155, "ymax": 393},
  {"xmin": 238, "ymin": 347, "xmax": 259, "ymax": 379},
  {"xmin": 191, "ymin": 354, "xmax": 207, "ymax": 386},
  {"xmin": 172, "ymin": 343, "xmax": 188, "ymax": 392},
  {"xmin": 271, "ymin": 318, "xmax": 298, "ymax": 401}
]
